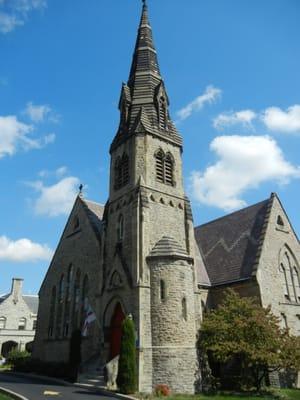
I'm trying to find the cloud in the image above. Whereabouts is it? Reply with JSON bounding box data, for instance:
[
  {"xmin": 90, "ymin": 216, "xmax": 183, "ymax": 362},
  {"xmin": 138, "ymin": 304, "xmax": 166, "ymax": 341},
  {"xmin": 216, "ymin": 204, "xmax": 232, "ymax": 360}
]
[
  {"xmin": 24, "ymin": 102, "xmax": 51, "ymax": 123},
  {"xmin": 262, "ymin": 105, "xmax": 300, "ymax": 134},
  {"xmin": 38, "ymin": 166, "xmax": 68, "ymax": 178},
  {"xmin": 0, "ymin": 115, "xmax": 55, "ymax": 158},
  {"xmin": 0, "ymin": 0, "xmax": 47, "ymax": 34},
  {"xmin": 0, "ymin": 235, "xmax": 53, "ymax": 262},
  {"xmin": 214, "ymin": 104, "xmax": 300, "ymax": 134},
  {"xmin": 213, "ymin": 110, "xmax": 257, "ymax": 130},
  {"xmin": 176, "ymin": 85, "xmax": 222, "ymax": 122},
  {"xmin": 190, "ymin": 135, "xmax": 300, "ymax": 211},
  {"xmin": 29, "ymin": 176, "xmax": 80, "ymax": 217}
]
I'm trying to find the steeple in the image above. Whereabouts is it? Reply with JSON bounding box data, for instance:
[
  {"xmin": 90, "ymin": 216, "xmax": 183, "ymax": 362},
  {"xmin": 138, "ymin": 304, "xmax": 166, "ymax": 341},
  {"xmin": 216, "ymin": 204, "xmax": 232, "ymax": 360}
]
[{"xmin": 110, "ymin": 1, "xmax": 182, "ymax": 152}]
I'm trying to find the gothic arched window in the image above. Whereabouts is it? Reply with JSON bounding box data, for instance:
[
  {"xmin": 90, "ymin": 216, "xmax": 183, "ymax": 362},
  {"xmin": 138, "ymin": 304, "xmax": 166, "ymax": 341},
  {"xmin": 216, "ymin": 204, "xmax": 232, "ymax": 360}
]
[
  {"xmin": 117, "ymin": 214, "xmax": 124, "ymax": 242},
  {"xmin": 59, "ymin": 275, "xmax": 65, "ymax": 302},
  {"xmin": 155, "ymin": 149, "xmax": 175, "ymax": 186},
  {"xmin": 155, "ymin": 149, "xmax": 165, "ymax": 183},
  {"xmin": 48, "ymin": 286, "xmax": 56, "ymax": 338},
  {"xmin": 114, "ymin": 153, "xmax": 130, "ymax": 190},
  {"xmin": 280, "ymin": 263, "xmax": 290, "ymax": 300},
  {"xmin": 165, "ymin": 153, "xmax": 174, "ymax": 186},
  {"xmin": 67, "ymin": 264, "xmax": 73, "ymax": 302},
  {"xmin": 72, "ymin": 269, "xmax": 81, "ymax": 329},
  {"xmin": 81, "ymin": 275, "xmax": 89, "ymax": 328}
]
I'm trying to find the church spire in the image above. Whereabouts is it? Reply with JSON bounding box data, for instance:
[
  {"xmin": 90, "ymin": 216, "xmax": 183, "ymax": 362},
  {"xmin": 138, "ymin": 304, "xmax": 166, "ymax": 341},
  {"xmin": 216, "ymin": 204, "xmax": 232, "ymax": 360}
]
[{"xmin": 110, "ymin": 1, "xmax": 182, "ymax": 152}]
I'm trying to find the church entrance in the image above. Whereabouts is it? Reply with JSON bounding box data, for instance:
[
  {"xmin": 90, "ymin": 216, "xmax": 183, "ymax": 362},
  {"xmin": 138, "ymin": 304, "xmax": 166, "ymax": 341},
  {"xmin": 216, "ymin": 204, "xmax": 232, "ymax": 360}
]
[{"xmin": 109, "ymin": 303, "xmax": 125, "ymax": 360}]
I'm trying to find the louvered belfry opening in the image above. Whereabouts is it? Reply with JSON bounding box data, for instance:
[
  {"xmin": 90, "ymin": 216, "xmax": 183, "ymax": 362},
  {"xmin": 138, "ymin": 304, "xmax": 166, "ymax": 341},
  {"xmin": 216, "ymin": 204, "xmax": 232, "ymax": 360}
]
[
  {"xmin": 159, "ymin": 96, "xmax": 167, "ymax": 130},
  {"xmin": 155, "ymin": 150, "xmax": 164, "ymax": 183},
  {"xmin": 115, "ymin": 154, "xmax": 130, "ymax": 190},
  {"xmin": 155, "ymin": 150, "xmax": 174, "ymax": 186},
  {"xmin": 165, "ymin": 154, "xmax": 174, "ymax": 185}
]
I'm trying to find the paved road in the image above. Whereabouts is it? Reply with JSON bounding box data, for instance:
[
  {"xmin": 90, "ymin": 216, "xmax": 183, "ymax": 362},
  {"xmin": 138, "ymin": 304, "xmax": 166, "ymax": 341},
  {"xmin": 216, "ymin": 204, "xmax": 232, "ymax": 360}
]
[{"xmin": 0, "ymin": 373, "xmax": 115, "ymax": 400}]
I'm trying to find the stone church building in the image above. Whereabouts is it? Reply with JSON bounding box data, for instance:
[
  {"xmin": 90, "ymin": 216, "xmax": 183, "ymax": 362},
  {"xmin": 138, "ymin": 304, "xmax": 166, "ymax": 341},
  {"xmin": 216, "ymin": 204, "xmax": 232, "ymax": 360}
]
[{"xmin": 33, "ymin": 2, "xmax": 300, "ymax": 393}]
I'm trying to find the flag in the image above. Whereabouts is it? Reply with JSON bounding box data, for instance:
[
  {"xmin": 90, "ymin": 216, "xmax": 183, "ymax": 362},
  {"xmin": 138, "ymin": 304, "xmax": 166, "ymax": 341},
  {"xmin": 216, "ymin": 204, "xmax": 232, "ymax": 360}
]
[{"xmin": 82, "ymin": 302, "xmax": 97, "ymax": 337}]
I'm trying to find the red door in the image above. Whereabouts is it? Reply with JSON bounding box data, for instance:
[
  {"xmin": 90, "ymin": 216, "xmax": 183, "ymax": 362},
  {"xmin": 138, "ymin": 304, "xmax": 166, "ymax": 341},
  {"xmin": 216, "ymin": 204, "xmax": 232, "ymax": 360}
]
[{"xmin": 109, "ymin": 303, "xmax": 125, "ymax": 360}]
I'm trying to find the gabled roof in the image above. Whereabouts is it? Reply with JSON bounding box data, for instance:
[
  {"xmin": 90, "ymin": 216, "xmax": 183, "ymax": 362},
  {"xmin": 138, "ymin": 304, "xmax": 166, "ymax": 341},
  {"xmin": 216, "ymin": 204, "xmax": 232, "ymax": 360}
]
[
  {"xmin": 0, "ymin": 294, "xmax": 38, "ymax": 314},
  {"xmin": 81, "ymin": 198, "xmax": 104, "ymax": 239},
  {"xmin": 194, "ymin": 196, "xmax": 273, "ymax": 286}
]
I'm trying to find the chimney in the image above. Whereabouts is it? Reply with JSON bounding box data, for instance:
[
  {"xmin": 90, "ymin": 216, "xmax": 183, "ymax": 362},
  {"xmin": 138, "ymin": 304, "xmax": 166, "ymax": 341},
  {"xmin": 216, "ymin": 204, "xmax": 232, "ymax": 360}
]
[{"xmin": 11, "ymin": 278, "xmax": 23, "ymax": 304}]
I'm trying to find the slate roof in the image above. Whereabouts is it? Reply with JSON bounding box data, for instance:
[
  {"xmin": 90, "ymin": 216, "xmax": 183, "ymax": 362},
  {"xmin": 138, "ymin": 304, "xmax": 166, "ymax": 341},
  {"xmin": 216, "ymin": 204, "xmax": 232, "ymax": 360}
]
[
  {"xmin": 23, "ymin": 295, "xmax": 39, "ymax": 314},
  {"xmin": 81, "ymin": 198, "xmax": 104, "ymax": 239},
  {"xmin": 194, "ymin": 197, "xmax": 272, "ymax": 286},
  {"xmin": 0, "ymin": 294, "xmax": 38, "ymax": 314},
  {"xmin": 148, "ymin": 236, "xmax": 191, "ymax": 260}
]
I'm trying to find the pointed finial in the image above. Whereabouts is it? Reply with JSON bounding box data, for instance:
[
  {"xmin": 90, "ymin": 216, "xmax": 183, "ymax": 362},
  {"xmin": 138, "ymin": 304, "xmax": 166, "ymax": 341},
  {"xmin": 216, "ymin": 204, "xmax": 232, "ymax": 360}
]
[{"xmin": 79, "ymin": 184, "xmax": 83, "ymax": 196}]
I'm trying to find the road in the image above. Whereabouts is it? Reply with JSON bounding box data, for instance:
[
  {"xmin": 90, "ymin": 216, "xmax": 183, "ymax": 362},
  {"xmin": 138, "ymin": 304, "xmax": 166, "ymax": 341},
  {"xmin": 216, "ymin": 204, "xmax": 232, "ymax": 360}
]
[{"xmin": 0, "ymin": 372, "xmax": 116, "ymax": 400}]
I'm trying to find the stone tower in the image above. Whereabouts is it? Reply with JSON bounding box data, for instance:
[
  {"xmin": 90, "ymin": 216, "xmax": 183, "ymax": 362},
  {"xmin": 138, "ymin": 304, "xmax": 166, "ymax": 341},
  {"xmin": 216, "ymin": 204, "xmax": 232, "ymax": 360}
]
[{"xmin": 102, "ymin": 1, "xmax": 198, "ymax": 393}]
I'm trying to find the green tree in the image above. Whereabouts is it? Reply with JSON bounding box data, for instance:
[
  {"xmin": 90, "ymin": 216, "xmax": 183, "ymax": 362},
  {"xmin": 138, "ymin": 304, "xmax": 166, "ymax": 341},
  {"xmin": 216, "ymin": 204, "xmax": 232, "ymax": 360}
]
[
  {"xmin": 117, "ymin": 315, "xmax": 137, "ymax": 394},
  {"xmin": 199, "ymin": 289, "xmax": 300, "ymax": 391}
]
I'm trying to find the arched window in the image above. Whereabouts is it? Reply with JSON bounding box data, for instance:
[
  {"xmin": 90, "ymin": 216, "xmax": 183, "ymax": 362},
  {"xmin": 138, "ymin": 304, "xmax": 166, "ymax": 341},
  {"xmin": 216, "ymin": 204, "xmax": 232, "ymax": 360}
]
[
  {"xmin": 67, "ymin": 265, "xmax": 73, "ymax": 302},
  {"xmin": 59, "ymin": 275, "xmax": 65, "ymax": 302},
  {"xmin": 18, "ymin": 318, "xmax": 26, "ymax": 331},
  {"xmin": 155, "ymin": 149, "xmax": 165, "ymax": 183},
  {"xmin": 81, "ymin": 275, "xmax": 89, "ymax": 328},
  {"xmin": 122, "ymin": 154, "xmax": 129, "ymax": 187},
  {"xmin": 293, "ymin": 267, "xmax": 300, "ymax": 302},
  {"xmin": 277, "ymin": 215, "xmax": 284, "ymax": 227},
  {"xmin": 182, "ymin": 297, "xmax": 187, "ymax": 321},
  {"xmin": 165, "ymin": 153, "xmax": 174, "ymax": 186},
  {"xmin": 117, "ymin": 214, "xmax": 124, "ymax": 242},
  {"xmin": 48, "ymin": 286, "xmax": 56, "ymax": 338},
  {"xmin": 72, "ymin": 269, "xmax": 81, "ymax": 329},
  {"xmin": 154, "ymin": 149, "xmax": 175, "ymax": 186},
  {"xmin": 0, "ymin": 317, "xmax": 6, "ymax": 329},
  {"xmin": 160, "ymin": 280, "xmax": 166, "ymax": 301},
  {"xmin": 280, "ymin": 264, "xmax": 290, "ymax": 299},
  {"xmin": 114, "ymin": 154, "xmax": 130, "ymax": 190},
  {"xmin": 159, "ymin": 96, "xmax": 167, "ymax": 130}
]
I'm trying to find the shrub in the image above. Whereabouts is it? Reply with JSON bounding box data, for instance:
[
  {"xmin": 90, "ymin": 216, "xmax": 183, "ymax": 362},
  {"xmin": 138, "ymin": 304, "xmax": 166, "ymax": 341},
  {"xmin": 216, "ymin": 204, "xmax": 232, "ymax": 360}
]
[
  {"xmin": 6, "ymin": 349, "xmax": 30, "ymax": 371},
  {"xmin": 154, "ymin": 384, "xmax": 171, "ymax": 397},
  {"xmin": 117, "ymin": 315, "xmax": 137, "ymax": 394}
]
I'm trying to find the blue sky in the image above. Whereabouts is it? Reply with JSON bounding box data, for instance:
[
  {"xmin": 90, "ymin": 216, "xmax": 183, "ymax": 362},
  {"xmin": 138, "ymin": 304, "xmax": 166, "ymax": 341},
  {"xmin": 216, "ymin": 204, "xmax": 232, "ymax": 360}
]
[{"xmin": 0, "ymin": 0, "xmax": 299, "ymax": 294}]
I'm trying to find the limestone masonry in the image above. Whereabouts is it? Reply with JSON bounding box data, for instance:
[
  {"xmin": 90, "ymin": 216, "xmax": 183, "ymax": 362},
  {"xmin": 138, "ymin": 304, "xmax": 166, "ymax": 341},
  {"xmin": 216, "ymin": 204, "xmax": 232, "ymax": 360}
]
[{"xmin": 33, "ymin": 2, "xmax": 300, "ymax": 393}]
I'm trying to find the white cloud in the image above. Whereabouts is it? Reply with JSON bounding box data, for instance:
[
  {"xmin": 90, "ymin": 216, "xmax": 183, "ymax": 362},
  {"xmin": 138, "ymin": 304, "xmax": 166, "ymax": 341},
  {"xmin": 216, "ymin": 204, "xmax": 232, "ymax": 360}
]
[
  {"xmin": 0, "ymin": 0, "xmax": 46, "ymax": 34},
  {"xmin": 190, "ymin": 135, "xmax": 300, "ymax": 211},
  {"xmin": 24, "ymin": 102, "xmax": 51, "ymax": 123},
  {"xmin": 0, "ymin": 111, "xmax": 55, "ymax": 159},
  {"xmin": 262, "ymin": 105, "xmax": 300, "ymax": 134},
  {"xmin": 213, "ymin": 109, "xmax": 257, "ymax": 130},
  {"xmin": 38, "ymin": 166, "xmax": 68, "ymax": 179},
  {"xmin": 176, "ymin": 85, "xmax": 222, "ymax": 122},
  {"xmin": 0, "ymin": 235, "xmax": 53, "ymax": 262},
  {"xmin": 0, "ymin": 115, "xmax": 33, "ymax": 158},
  {"xmin": 29, "ymin": 176, "xmax": 80, "ymax": 217}
]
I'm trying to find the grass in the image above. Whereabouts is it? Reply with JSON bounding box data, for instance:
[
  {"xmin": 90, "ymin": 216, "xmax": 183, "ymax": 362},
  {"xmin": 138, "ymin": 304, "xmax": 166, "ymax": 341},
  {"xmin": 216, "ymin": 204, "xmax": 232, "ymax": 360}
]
[
  {"xmin": 140, "ymin": 389, "xmax": 300, "ymax": 400},
  {"xmin": 0, "ymin": 394, "xmax": 14, "ymax": 400}
]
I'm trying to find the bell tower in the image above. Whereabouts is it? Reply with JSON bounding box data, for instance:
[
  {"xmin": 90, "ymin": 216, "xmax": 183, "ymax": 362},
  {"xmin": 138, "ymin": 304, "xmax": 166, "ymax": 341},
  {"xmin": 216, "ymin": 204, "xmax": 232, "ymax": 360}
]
[{"xmin": 102, "ymin": 1, "xmax": 198, "ymax": 393}]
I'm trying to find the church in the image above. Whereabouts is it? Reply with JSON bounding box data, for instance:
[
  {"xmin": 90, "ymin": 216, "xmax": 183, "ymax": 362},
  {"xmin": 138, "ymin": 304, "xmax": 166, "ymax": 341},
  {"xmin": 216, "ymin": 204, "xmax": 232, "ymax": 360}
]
[{"xmin": 33, "ymin": 2, "xmax": 300, "ymax": 393}]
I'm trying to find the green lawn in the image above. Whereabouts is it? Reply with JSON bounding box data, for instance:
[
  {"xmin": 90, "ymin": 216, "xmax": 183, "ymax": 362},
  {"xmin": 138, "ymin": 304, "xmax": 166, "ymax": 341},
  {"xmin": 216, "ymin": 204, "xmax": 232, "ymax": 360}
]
[
  {"xmin": 0, "ymin": 394, "xmax": 13, "ymax": 400},
  {"xmin": 150, "ymin": 389, "xmax": 300, "ymax": 400}
]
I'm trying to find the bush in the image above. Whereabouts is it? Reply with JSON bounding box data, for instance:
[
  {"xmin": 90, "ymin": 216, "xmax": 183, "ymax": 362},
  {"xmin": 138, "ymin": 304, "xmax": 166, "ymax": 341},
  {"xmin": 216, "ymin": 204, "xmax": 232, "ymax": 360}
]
[
  {"xmin": 154, "ymin": 384, "xmax": 171, "ymax": 397},
  {"xmin": 117, "ymin": 315, "xmax": 137, "ymax": 394},
  {"xmin": 6, "ymin": 349, "xmax": 30, "ymax": 371}
]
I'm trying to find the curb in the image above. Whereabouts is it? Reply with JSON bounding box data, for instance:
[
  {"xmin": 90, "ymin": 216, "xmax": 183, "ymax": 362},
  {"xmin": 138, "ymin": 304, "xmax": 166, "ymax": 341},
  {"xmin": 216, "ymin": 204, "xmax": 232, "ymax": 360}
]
[
  {"xmin": 2, "ymin": 372, "xmax": 137, "ymax": 400},
  {"xmin": 0, "ymin": 386, "xmax": 29, "ymax": 400}
]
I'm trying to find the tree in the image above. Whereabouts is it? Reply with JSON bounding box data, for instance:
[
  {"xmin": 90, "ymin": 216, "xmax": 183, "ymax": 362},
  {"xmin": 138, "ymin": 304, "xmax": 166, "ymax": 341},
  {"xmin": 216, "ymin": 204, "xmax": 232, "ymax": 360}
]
[
  {"xmin": 117, "ymin": 315, "xmax": 137, "ymax": 394},
  {"xmin": 198, "ymin": 289, "xmax": 300, "ymax": 391}
]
